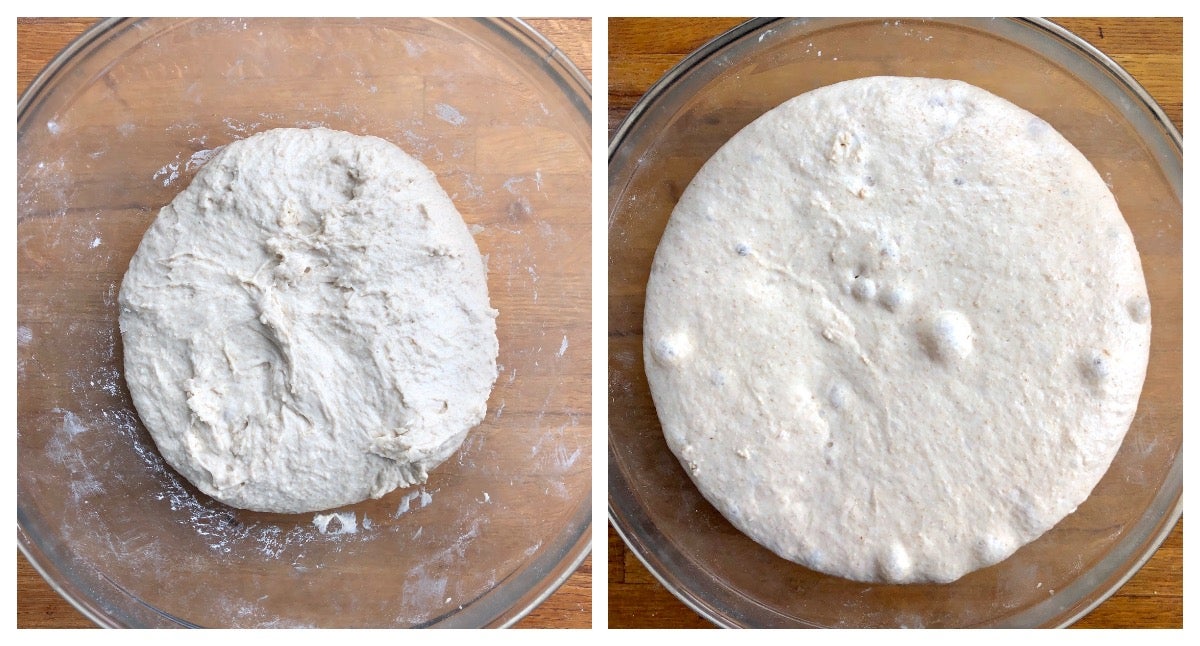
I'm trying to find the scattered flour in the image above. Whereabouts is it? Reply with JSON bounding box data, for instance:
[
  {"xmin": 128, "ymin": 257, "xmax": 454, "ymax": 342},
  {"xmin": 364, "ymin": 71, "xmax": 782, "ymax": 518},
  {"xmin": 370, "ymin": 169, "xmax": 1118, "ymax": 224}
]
[
  {"xmin": 434, "ymin": 103, "xmax": 466, "ymax": 126},
  {"xmin": 313, "ymin": 512, "xmax": 358, "ymax": 535}
]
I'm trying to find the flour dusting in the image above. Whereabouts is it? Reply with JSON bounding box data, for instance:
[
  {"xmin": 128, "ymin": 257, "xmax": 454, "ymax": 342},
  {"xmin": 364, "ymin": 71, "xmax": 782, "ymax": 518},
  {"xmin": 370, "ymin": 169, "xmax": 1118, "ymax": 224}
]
[
  {"xmin": 185, "ymin": 148, "xmax": 218, "ymax": 171},
  {"xmin": 403, "ymin": 40, "xmax": 425, "ymax": 58},
  {"xmin": 152, "ymin": 145, "xmax": 218, "ymax": 188},
  {"xmin": 313, "ymin": 512, "xmax": 358, "ymax": 535},
  {"xmin": 394, "ymin": 487, "xmax": 434, "ymax": 517},
  {"xmin": 46, "ymin": 409, "xmax": 104, "ymax": 503},
  {"xmin": 434, "ymin": 103, "xmax": 466, "ymax": 126},
  {"xmin": 60, "ymin": 409, "xmax": 89, "ymax": 436},
  {"xmin": 152, "ymin": 161, "xmax": 180, "ymax": 187},
  {"xmin": 502, "ymin": 176, "xmax": 525, "ymax": 193},
  {"xmin": 222, "ymin": 117, "xmax": 260, "ymax": 134}
]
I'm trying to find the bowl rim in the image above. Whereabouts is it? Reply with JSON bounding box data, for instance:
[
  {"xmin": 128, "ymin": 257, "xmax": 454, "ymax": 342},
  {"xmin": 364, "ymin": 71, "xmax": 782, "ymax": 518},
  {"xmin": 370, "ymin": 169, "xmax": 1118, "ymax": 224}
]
[
  {"xmin": 19, "ymin": 17, "xmax": 593, "ymax": 122},
  {"xmin": 18, "ymin": 16, "xmax": 592, "ymax": 629},
  {"xmin": 608, "ymin": 17, "xmax": 1181, "ymax": 158},
  {"xmin": 607, "ymin": 16, "xmax": 1181, "ymax": 628}
]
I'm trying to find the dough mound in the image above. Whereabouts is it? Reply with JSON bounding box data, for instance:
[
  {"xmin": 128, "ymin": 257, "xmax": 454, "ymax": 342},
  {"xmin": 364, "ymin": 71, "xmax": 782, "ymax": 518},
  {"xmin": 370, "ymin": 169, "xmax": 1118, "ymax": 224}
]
[
  {"xmin": 120, "ymin": 127, "xmax": 498, "ymax": 514},
  {"xmin": 644, "ymin": 77, "xmax": 1151, "ymax": 583}
]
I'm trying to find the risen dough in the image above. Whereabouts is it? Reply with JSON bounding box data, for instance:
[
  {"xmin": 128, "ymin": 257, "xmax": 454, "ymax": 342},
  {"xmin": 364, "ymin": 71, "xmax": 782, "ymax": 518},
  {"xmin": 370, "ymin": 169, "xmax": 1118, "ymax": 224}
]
[
  {"xmin": 120, "ymin": 127, "xmax": 498, "ymax": 514},
  {"xmin": 644, "ymin": 77, "xmax": 1150, "ymax": 583}
]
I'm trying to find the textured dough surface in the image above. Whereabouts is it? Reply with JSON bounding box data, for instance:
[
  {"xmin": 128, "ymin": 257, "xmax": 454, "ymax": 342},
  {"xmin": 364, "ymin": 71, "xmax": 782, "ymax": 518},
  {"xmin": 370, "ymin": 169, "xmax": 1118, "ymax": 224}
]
[
  {"xmin": 120, "ymin": 127, "xmax": 498, "ymax": 514},
  {"xmin": 643, "ymin": 77, "xmax": 1151, "ymax": 583}
]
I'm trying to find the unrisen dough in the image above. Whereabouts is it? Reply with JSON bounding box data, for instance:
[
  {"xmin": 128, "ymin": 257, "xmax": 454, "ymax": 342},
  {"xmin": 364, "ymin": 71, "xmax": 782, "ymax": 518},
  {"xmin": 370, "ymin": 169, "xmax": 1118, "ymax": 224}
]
[
  {"xmin": 120, "ymin": 127, "xmax": 498, "ymax": 514},
  {"xmin": 644, "ymin": 77, "xmax": 1150, "ymax": 583}
]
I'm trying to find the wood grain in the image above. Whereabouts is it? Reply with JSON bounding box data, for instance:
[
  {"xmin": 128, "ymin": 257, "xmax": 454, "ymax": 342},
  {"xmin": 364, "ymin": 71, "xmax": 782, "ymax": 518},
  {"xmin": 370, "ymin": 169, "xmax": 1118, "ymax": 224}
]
[
  {"xmin": 608, "ymin": 17, "xmax": 1181, "ymax": 629},
  {"xmin": 17, "ymin": 16, "xmax": 592, "ymax": 630}
]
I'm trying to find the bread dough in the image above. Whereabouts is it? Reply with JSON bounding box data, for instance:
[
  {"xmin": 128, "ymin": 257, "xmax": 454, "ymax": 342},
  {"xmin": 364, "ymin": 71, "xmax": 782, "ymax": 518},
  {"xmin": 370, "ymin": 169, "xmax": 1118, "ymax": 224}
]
[
  {"xmin": 119, "ymin": 127, "xmax": 498, "ymax": 514},
  {"xmin": 643, "ymin": 77, "xmax": 1150, "ymax": 583}
]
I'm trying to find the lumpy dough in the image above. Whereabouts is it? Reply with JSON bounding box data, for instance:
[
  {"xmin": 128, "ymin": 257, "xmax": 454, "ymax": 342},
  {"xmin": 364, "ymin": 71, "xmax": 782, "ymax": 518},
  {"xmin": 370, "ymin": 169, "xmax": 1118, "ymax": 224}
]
[
  {"xmin": 643, "ymin": 77, "xmax": 1151, "ymax": 583},
  {"xmin": 120, "ymin": 127, "xmax": 498, "ymax": 514}
]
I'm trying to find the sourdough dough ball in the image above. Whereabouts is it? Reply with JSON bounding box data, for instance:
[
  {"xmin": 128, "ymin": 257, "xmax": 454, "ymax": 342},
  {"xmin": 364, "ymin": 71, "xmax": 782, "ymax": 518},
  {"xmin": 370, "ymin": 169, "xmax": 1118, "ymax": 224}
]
[
  {"xmin": 119, "ymin": 127, "xmax": 498, "ymax": 514},
  {"xmin": 644, "ymin": 77, "xmax": 1151, "ymax": 583}
]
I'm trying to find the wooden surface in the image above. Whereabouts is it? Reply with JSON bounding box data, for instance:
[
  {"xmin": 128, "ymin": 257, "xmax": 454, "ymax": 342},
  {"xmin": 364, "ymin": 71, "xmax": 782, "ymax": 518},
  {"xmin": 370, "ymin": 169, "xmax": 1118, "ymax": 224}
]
[
  {"xmin": 17, "ymin": 16, "xmax": 591, "ymax": 630},
  {"xmin": 607, "ymin": 17, "xmax": 1181, "ymax": 629}
]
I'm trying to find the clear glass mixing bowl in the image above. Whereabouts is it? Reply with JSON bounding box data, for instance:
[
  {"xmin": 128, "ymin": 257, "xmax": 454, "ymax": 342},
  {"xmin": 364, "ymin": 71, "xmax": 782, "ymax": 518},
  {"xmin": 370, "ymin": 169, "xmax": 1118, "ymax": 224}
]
[
  {"xmin": 609, "ymin": 17, "xmax": 1180, "ymax": 628},
  {"xmin": 19, "ymin": 17, "xmax": 591, "ymax": 628}
]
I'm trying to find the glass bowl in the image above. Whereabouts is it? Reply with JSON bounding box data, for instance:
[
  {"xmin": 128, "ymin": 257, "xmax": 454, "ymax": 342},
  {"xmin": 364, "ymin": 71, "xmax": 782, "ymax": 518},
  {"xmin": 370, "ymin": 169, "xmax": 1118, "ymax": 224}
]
[
  {"xmin": 18, "ymin": 17, "xmax": 591, "ymax": 628},
  {"xmin": 608, "ymin": 17, "xmax": 1180, "ymax": 628}
]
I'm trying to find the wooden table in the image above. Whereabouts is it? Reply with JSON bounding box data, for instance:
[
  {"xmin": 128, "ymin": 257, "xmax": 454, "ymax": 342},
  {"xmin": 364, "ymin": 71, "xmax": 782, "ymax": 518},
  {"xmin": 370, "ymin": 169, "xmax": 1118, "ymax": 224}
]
[
  {"xmin": 608, "ymin": 17, "xmax": 1181, "ymax": 629},
  {"xmin": 16, "ymin": 17, "xmax": 592, "ymax": 630}
]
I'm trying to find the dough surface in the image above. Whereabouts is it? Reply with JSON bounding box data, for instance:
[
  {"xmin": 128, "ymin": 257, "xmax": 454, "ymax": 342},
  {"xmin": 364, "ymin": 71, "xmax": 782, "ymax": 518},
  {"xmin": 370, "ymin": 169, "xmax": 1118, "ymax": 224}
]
[
  {"xmin": 643, "ymin": 77, "xmax": 1150, "ymax": 583},
  {"xmin": 120, "ymin": 127, "xmax": 498, "ymax": 514}
]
